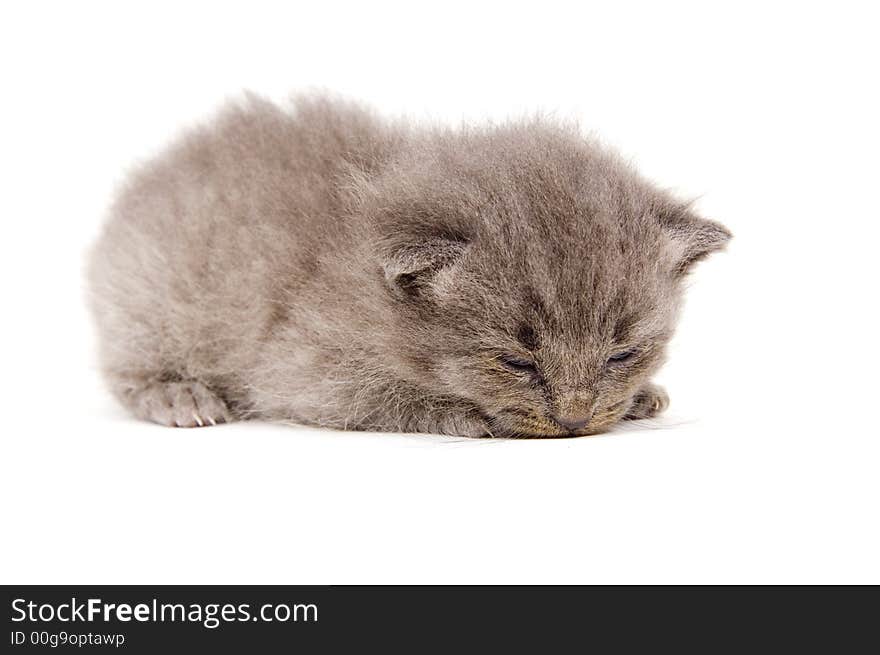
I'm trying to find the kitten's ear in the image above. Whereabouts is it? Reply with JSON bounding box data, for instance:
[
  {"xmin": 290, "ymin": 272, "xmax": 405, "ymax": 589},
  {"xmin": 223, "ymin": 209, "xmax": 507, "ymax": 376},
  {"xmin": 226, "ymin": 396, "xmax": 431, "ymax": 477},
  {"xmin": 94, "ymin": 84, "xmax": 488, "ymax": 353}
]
[
  {"xmin": 660, "ymin": 207, "xmax": 732, "ymax": 276},
  {"xmin": 380, "ymin": 235, "xmax": 469, "ymax": 298}
]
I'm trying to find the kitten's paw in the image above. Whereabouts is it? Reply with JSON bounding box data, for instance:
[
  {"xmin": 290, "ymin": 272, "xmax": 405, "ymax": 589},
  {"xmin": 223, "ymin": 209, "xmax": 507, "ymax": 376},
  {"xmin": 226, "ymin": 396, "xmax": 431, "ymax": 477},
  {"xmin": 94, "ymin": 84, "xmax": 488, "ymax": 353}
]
[
  {"xmin": 435, "ymin": 413, "xmax": 490, "ymax": 438},
  {"xmin": 126, "ymin": 380, "xmax": 232, "ymax": 428},
  {"xmin": 624, "ymin": 383, "xmax": 669, "ymax": 420}
]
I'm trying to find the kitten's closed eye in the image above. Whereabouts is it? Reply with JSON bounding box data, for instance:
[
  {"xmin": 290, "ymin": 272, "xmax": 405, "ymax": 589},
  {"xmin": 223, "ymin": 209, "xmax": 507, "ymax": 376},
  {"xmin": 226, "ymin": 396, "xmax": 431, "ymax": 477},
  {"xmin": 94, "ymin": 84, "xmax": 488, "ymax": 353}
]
[
  {"xmin": 607, "ymin": 349, "xmax": 638, "ymax": 366},
  {"xmin": 499, "ymin": 354, "xmax": 540, "ymax": 377}
]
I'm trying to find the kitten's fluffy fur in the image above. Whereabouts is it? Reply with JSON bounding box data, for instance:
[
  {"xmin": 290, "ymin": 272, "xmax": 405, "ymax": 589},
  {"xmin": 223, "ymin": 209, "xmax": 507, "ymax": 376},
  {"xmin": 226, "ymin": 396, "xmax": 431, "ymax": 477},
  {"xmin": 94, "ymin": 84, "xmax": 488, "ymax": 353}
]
[{"xmin": 88, "ymin": 95, "xmax": 730, "ymax": 437}]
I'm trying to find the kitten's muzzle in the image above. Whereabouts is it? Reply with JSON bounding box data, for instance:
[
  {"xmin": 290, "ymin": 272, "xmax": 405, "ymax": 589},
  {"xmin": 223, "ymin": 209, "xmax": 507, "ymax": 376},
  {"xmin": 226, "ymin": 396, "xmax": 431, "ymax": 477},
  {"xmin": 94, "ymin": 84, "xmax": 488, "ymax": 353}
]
[{"xmin": 553, "ymin": 413, "xmax": 593, "ymax": 433}]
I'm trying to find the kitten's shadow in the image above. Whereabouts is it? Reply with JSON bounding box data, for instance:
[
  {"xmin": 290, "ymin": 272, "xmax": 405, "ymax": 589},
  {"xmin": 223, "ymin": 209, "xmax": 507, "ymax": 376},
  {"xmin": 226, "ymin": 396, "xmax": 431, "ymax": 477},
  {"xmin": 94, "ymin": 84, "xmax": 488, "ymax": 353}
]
[
  {"xmin": 435, "ymin": 413, "xmax": 696, "ymax": 445},
  {"xmin": 608, "ymin": 414, "xmax": 696, "ymax": 436}
]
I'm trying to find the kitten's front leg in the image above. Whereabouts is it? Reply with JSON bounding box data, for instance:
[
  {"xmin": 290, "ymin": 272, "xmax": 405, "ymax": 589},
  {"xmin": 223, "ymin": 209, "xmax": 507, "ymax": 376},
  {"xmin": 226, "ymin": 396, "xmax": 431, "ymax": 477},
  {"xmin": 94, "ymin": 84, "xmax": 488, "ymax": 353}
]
[
  {"xmin": 342, "ymin": 394, "xmax": 490, "ymax": 437},
  {"xmin": 624, "ymin": 383, "xmax": 669, "ymax": 420},
  {"xmin": 374, "ymin": 402, "xmax": 488, "ymax": 437},
  {"xmin": 430, "ymin": 409, "xmax": 491, "ymax": 438}
]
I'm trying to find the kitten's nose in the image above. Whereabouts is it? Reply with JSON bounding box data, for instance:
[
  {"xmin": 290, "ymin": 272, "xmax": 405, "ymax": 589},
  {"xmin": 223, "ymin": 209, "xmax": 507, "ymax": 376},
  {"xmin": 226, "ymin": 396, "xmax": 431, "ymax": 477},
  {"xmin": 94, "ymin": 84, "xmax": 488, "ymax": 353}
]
[{"xmin": 554, "ymin": 415, "xmax": 591, "ymax": 432}]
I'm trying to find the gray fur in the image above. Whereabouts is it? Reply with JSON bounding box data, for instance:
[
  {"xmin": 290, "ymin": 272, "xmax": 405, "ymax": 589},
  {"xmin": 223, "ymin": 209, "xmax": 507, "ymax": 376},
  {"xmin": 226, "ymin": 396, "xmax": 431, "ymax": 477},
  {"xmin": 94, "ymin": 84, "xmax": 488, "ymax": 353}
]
[{"xmin": 87, "ymin": 94, "xmax": 730, "ymax": 437}]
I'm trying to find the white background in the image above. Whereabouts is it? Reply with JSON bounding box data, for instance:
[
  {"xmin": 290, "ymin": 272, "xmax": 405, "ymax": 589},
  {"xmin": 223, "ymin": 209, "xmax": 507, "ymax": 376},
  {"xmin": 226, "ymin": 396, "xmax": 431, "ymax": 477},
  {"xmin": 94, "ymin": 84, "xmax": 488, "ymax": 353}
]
[{"xmin": 1, "ymin": 1, "xmax": 878, "ymax": 584}]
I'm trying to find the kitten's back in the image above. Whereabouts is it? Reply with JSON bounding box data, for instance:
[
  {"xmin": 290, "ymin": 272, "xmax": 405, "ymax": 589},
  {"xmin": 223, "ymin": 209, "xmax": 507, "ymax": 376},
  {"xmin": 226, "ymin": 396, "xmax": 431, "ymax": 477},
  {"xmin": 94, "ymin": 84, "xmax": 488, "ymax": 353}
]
[{"xmin": 87, "ymin": 95, "xmax": 391, "ymax": 412}]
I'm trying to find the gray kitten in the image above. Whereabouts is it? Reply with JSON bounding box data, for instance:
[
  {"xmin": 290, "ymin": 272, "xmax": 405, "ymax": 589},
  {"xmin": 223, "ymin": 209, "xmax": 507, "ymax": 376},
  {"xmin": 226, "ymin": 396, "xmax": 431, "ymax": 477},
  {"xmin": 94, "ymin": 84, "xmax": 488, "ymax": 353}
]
[{"xmin": 88, "ymin": 95, "xmax": 730, "ymax": 437}]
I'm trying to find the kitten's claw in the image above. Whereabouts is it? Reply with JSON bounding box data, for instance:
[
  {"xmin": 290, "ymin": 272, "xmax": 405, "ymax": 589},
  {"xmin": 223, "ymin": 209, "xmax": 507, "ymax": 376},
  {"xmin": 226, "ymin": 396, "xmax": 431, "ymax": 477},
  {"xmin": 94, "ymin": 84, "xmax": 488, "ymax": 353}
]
[
  {"xmin": 624, "ymin": 383, "xmax": 669, "ymax": 420},
  {"xmin": 123, "ymin": 379, "xmax": 231, "ymax": 428}
]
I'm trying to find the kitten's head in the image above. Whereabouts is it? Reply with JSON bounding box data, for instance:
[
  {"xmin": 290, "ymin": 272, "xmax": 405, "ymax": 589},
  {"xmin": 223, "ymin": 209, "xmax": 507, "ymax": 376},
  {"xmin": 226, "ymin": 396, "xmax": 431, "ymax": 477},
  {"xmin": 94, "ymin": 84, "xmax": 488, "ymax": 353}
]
[{"xmin": 361, "ymin": 122, "xmax": 730, "ymax": 436}]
